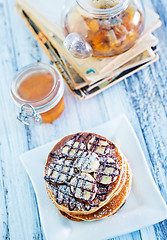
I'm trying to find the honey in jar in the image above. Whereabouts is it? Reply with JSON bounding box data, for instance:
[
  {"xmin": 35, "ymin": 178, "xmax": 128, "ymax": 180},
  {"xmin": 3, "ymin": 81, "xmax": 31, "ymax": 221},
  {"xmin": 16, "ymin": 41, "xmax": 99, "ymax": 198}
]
[
  {"xmin": 11, "ymin": 63, "xmax": 64, "ymax": 124},
  {"xmin": 64, "ymin": 0, "xmax": 144, "ymax": 57}
]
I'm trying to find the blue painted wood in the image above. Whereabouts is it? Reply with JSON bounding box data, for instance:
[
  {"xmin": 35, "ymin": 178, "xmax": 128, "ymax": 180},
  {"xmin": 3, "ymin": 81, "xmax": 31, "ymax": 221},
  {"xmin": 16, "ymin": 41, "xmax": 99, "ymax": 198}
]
[{"xmin": 0, "ymin": 0, "xmax": 167, "ymax": 239}]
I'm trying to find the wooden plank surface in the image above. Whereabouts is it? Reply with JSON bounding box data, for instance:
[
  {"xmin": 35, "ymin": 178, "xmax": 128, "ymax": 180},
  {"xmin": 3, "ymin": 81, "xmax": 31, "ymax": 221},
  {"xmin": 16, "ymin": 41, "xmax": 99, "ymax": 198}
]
[{"xmin": 0, "ymin": 0, "xmax": 167, "ymax": 239}]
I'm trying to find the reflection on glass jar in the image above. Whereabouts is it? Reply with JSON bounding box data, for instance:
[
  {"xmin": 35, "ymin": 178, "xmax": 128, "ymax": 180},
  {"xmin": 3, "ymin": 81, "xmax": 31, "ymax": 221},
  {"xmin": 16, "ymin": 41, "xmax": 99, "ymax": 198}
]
[
  {"xmin": 64, "ymin": 0, "xmax": 144, "ymax": 57},
  {"xmin": 11, "ymin": 63, "xmax": 64, "ymax": 124}
]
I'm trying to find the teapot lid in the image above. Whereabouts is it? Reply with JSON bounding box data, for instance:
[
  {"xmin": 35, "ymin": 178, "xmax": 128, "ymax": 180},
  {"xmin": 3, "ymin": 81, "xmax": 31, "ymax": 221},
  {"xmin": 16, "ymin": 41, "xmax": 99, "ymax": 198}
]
[
  {"xmin": 76, "ymin": 0, "xmax": 129, "ymax": 17},
  {"xmin": 83, "ymin": 0, "xmax": 120, "ymax": 9}
]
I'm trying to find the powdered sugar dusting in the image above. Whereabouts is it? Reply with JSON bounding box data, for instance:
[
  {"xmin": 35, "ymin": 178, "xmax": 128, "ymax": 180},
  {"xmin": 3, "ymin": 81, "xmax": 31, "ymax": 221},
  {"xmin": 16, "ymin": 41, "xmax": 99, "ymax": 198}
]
[{"xmin": 45, "ymin": 133, "xmax": 122, "ymax": 212}]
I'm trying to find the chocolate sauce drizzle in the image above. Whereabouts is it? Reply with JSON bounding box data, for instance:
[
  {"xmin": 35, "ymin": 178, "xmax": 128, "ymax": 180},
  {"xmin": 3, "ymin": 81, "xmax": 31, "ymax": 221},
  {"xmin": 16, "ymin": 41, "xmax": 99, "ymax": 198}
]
[
  {"xmin": 96, "ymin": 160, "xmax": 120, "ymax": 183},
  {"xmin": 44, "ymin": 133, "xmax": 121, "ymax": 211}
]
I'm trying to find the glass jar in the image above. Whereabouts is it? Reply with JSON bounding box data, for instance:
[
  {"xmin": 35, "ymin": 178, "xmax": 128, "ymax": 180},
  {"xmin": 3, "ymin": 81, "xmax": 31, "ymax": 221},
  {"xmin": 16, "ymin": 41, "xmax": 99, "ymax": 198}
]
[
  {"xmin": 11, "ymin": 63, "xmax": 64, "ymax": 124},
  {"xmin": 63, "ymin": 0, "xmax": 144, "ymax": 58}
]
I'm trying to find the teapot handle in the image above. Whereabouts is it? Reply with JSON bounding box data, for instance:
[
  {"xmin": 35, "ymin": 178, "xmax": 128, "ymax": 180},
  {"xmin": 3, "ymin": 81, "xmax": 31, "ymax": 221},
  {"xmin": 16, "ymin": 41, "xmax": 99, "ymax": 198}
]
[{"xmin": 63, "ymin": 33, "xmax": 93, "ymax": 58}]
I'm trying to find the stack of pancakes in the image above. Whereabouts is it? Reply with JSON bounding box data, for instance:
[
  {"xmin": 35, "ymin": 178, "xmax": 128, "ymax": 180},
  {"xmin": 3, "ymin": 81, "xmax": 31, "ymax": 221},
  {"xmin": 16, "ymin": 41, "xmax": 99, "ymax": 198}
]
[{"xmin": 44, "ymin": 132, "xmax": 132, "ymax": 221}]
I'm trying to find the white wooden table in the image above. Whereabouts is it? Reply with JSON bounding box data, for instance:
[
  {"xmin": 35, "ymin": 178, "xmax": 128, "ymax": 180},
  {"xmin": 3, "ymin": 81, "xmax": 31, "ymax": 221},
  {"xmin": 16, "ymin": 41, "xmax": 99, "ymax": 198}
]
[{"xmin": 0, "ymin": 0, "xmax": 167, "ymax": 239}]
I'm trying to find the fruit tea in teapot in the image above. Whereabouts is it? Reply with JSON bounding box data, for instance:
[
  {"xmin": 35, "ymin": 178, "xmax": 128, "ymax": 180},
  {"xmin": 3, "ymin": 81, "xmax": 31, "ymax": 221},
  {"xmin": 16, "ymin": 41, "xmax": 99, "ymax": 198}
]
[{"xmin": 63, "ymin": 0, "xmax": 144, "ymax": 58}]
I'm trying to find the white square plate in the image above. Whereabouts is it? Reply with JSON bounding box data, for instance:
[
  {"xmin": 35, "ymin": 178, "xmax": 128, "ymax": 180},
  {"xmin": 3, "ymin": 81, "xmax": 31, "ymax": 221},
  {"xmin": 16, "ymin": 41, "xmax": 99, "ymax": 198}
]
[{"xmin": 20, "ymin": 115, "xmax": 167, "ymax": 240}]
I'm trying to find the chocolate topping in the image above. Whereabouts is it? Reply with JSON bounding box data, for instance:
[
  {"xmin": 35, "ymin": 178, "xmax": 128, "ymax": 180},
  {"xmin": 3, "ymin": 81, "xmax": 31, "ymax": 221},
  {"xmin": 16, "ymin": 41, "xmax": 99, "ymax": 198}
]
[{"xmin": 44, "ymin": 133, "xmax": 121, "ymax": 211}]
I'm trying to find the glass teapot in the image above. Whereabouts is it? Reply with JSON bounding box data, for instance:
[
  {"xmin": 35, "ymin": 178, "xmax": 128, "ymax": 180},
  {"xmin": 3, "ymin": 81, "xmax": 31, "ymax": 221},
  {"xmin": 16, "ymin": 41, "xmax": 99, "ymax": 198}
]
[{"xmin": 63, "ymin": 0, "xmax": 144, "ymax": 58}]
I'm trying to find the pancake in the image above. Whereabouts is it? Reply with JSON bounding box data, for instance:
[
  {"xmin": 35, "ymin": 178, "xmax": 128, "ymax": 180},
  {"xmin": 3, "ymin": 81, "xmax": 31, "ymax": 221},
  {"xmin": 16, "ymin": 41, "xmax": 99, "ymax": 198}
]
[
  {"xmin": 59, "ymin": 210, "xmax": 83, "ymax": 222},
  {"xmin": 44, "ymin": 132, "xmax": 125, "ymax": 214},
  {"xmin": 44, "ymin": 132, "xmax": 132, "ymax": 220}
]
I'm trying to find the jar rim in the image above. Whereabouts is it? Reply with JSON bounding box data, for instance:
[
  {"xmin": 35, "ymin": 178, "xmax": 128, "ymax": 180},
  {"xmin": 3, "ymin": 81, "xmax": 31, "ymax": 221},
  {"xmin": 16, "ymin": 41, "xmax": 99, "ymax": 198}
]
[
  {"xmin": 76, "ymin": 0, "xmax": 129, "ymax": 18},
  {"xmin": 10, "ymin": 62, "xmax": 64, "ymax": 113}
]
